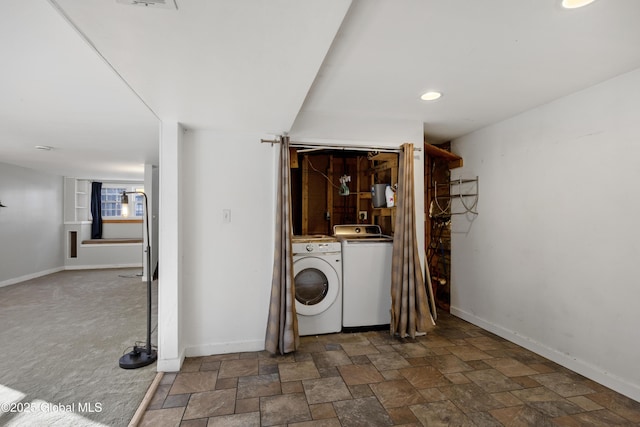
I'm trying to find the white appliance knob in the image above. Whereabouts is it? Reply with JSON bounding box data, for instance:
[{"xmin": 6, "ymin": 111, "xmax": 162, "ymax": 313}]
[{"xmin": 306, "ymin": 244, "xmax": 314, "ymax": 252}]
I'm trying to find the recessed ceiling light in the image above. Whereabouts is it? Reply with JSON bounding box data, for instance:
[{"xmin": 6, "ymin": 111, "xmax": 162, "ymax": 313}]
[
  {"xmin": 420, "ymin": 91, "xmax": 442, "ymax": 101},
  {"xmin": 35, "ymin": 145, "xmax": 53, "ymax": 151},
  {"xmin": 562, "ymin": 0, "xmax": 596, "ymax": 9}
]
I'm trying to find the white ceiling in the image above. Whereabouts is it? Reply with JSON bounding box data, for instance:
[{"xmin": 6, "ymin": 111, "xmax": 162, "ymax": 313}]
[{"xmin": 2, "ymin": 0, "xmax": 640, "ymax": 180}]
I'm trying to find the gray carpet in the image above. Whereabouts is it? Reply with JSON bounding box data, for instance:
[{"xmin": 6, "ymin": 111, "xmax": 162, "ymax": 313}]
[{"xmin": 0, "ymin": 268, "xmax": 158, "ymax": 426}]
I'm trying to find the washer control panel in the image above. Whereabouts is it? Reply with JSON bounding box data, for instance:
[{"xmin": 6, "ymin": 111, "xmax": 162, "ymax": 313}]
[{"xmin": 293, "ymin": 241, "xmax": 341, "ymax": 254}]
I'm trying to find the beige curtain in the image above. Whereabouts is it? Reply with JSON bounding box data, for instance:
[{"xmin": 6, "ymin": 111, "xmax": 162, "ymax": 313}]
[
  {"xmin": 390, "ymin": 143, "xmax": 435, "ymax": 338},
  {"xmin": 265, "ymin": 136, "xmax": 299, "ymax": 355}
]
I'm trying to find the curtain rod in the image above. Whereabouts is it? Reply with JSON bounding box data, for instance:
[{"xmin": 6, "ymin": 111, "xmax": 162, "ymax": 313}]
[{"xmin": 260, "ymin": 138, "xmax": 421, "ymax": 153}]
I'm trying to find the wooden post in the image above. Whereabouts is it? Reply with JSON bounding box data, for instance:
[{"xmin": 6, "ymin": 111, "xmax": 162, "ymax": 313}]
[
  {"xmin": 302, "ymin": 155, "xmax": 309, "ymax": 235},
  {"xmin": 327, "ymin": 155, "xmax": 334, "ymax": 233}
]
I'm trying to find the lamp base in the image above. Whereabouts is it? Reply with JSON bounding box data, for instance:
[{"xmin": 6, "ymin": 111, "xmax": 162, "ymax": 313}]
[{"xmin": 119, "ymin": 348, "xmax": 157, "ymax": 369}]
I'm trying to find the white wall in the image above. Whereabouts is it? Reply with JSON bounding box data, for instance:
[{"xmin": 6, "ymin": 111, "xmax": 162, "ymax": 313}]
[
  {"xmin": 0, "ymin": 162, "xmax": 64, "ymax": 287},
  {"xmin": 181, "ymin": 130, "xmax": 276, "ymax": 356},
  {"xmin": 450, "ymin": 68, "xmax": 640, "ymax": 401}
]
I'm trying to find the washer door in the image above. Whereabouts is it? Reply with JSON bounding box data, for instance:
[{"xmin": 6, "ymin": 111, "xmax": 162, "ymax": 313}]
[{"xmin": 294, "ymin": 256, "xmax": 339, "ymax": 316}]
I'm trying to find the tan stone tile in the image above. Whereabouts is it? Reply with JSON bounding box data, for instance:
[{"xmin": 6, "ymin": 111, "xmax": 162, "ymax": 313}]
[
  {"xmin": 302, "ymin": 376, "xmax": 352, "ymax": 404},
  {"xmin": 215, "ymin": 377, "xmax": 237, "ymax": 390},
  {"xmin": 510, "ymin": 386, "xmax": 563, "ymax": 402},
  {"xmin": 348, "ymin": 383, "xmax": 374, "ymax": 398},
  {"xmin": 380, "ymin": 369, "xmax": 403, "ymax": 380},
  {"xmin": 338, "ymin": 363, "xmax": 385, "ymax": 386},
  {"xmin": 406, "ymin": 356, "xmax": 430, "ymax": 366},
  {"xmin": 169, "ymin": 371, "xmax": 218, "ymax": 395},
  {"xmin": 340, "ymin": 341, "xmax": 380, "ymax": 357},
  {"xmin": 387, "ymin": 406, "xmax": 419, "ymax": 425},
  {"xmin": 160, "ymin": 372, "xmax": 177, "ymax": 385},
  {"xmin": 181, "ymin": 357, "xmax": 203, "ymax": 372},
  {"xmin": 260, "ymin": 393, "xmax": 312, "ymax": 425},
  {"xmin": 367, "ymin": 352, "xmax": 412, "ymax": 371},
  {"xmin": 333, "ymin": 396, "xmax": 394, "ymax": 425},
  {"xmin": 419, "ymin": 335, "xmax": 454, "ymax": 348},
  {"xmin": 510, "ymin": 375, "xmax": 541, "ymax": 389},
  {"xmin": 138, "ymin": 407, "xmax": 185, "ymax": 427},
  {"xmin": 399, "ymin": 365, "xmax": 451, "ymax": 389},
  {"xmin": 528, "ymin": 362, "xmax": 556, "ymax": 374},
  {"xmin": 298, "ymin": 340, "xmax": 327, "ymax": 354},
  {"xmin": 162, "ymin": 393, "xmax": 190, "ymax": 409},
  {"xmin": 180, "ymin": 419, "xmax": 208, "ymax": 427},
  {"xmin": 235, "ymin": 397, "xmax": 259, "ymax": 414},
  {"xmin": 466, "ymin": 359, "xmax": 492, "ymax": 370},
  {"xmin": 446, "ymin": 345, "xmax": 493, "ymax": 361},
  {"xmin": 370, "ymin": 379, "xmax": 425, "ymax": 409},
  {"xmin": 430, "ymin": 347, "xmax": 452, "ymax": 355},
  {"xmin": 567, "ymin": 395, "xmax": 604, "ymax": 411},
  {"xmin": 427, "ymin": 354, "xmax": 473, "ymax": 374},
  {"xmin": 464, "ymin": 368, "xmax": 523, "ymax": 393},
  {"xmin": 183, "ymin": 389, "xmax": 236, "ymax": 419},
  {"xmin": 410, "ymin": 401, "xmax": 474, "ymax": 426},
  {"xmin": 466, "ymin": 411, "xmax": 504, "ymax": 427},
  {"xmin": 419, "ymin": 387, "xmax": 448, "ymax": 402},
  {"xmin": 439, "ymin": 383, "xmax": 504, "ymax": 414},
  {"xmin": 288, "ymin": 418, "xmax": 342, "ymax": 427},
  {"xmin": 200, "ymin": 361, "xmax": 221, "ymax": 371},
  {"xmin": 318, "ymin": 366, "xmax": 340, "ymax": 378},
  {"xmin": 207, "ymin": 412, "xmax": 261, "ymax": 427},
  {"xmin": 282, "ymin": 380, "xmax": 304, "ymax": 394},
  {"xmin": 258, "ymin": 362, "xmax": 279, "ymax": 375},
  {"xmin": 491, "ymin": 391, "xmax": 522, "ymax": 407},
  {"xmin": 489, "ymin": 405, "xmax": 554, "ymax": 426},
  {"xmin": 202, "ymin": 353, "xmax": 239, "ymax": 362},
  {"xmin": 218, "ymin": 358, "xmax": 259, "ymax": 378},
  {"xmin": 309, "ymin": 402, "xmax": 337, "ymax": 420},
  {"xmin": 374, "ymin": 344, "xmax": 395, "ymax": 353},
  {"xmin": 484, "ymin": 357, "xmax": 538, "ymax": 377},
  {"xmin": 239, "ymin": 351, "xmax": 259, "ymax": 359},
  {"xmin": 552, "ymin": 410, "xmax": 630, "ymax": 426},
  {"xmin": 392, "ymin": 342, "xmax": 433, "ymax": 358},
  {"xmin": 312, "ymin": 350, "xmax": 352, "ymax": 368},
  {"xmin": 465, "ymin": 336, "xmax": 506, "ymax": 351},
  {"xmin": 587, "ymin": 392, "xmax": 640, "ymax": 423},
  {"xmin": 444, "ymin": 372, "xmax": 471, "ymax": 384},
  {"xmin": 278, "ymin": 360, "xmax": 320, "ymax": 382},
  {"xmin": 531, "ymin": 372, "xmax": 596, "ymax": 397},
  {"xmin": 236, "ymin": 373, "xmax": 280, "ymax": 399},
  {"xmin": 147, "ymin": 384, "xmax": 170, "ymax": 410}
]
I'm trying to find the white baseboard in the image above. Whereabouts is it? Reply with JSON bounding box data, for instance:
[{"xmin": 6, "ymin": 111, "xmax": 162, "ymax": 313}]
[
  {"xmin": 64, "ymin": 263, "xmax": 142, "ymax": 270},
  {"xmin": 185, "ymin": 339, "xmax": 265, "ymax": 358},
  {"xmin": 157, "ymin": 348, "xmax": 185, "ymax": 373},
  {"xmin": 0, "ymin": 267, "xmax": 65, "ymax": 288},
  {"xmin": 450, "ymin": 305, "xmax": 640, "ymax": 403}
]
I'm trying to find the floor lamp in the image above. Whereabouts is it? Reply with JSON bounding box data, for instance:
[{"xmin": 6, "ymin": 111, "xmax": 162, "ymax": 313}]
[{"xmin": 119, "ymin": 190, "xmax": 157, "ymax": 369}]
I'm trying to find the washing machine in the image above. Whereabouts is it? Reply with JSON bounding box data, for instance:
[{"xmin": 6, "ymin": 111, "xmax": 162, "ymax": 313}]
[{"xmin": 292, "ymin": 236, "xmax": 342, "ymax": 336}]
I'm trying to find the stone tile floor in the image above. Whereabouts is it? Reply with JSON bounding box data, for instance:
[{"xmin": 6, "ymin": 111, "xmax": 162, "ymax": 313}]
[{"xmin": 139, "ymin": 311, "xmax": 640, "ymax": 426}]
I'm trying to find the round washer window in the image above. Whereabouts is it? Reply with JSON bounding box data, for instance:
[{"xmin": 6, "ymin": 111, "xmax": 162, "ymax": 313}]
[{"xmin": 295, "ymin": 268, "xmax": 328, "ymax": 306}]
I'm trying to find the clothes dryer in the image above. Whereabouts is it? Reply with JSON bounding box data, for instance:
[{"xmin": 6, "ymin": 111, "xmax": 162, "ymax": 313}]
[
  {"xmin": 292, "ymin": 236, "xmax": 342, "ymax": 336},
  {"xmin": 333, "ymin": 225, "xmax": 393, "ymax": 328}
]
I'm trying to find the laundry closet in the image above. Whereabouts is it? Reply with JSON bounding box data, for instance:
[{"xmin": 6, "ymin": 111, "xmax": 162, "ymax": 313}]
[{"xmin": 290, "ymin": 148, "xmax": 399, "ymax": 335}]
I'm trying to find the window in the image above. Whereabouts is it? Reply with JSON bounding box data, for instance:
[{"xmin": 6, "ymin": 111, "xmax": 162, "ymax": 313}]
[{"xmin": 100, "ymin": 184, "xmax": 144, "ymax": 219}]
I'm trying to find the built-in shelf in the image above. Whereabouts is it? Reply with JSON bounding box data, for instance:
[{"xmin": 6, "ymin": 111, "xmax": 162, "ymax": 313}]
[{"xmin": 64, "ymin": 177, "xmax": 90, "ymax": 223}]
